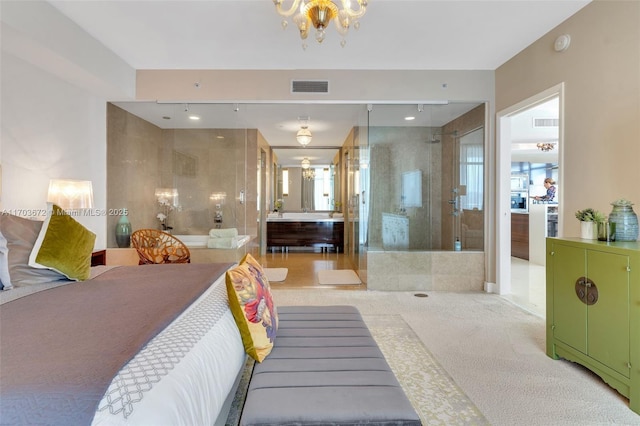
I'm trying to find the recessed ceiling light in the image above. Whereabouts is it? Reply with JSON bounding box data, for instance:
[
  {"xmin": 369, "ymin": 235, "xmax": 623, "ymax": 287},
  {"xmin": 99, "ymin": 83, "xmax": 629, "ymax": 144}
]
[
  {"xmin": 405, "ymin": 116, "xmax": 416, "ymax": 121},
  {"xmin": 189, "ymin": 115, "xmax": 200, "ymax": 120},
  {"xmin": 162, "ymin": 116, "xmax": 171, "ymax": 120},
  {"xmin": 216, "ymin": 135, "xmax": 224, "ymax": 139}
]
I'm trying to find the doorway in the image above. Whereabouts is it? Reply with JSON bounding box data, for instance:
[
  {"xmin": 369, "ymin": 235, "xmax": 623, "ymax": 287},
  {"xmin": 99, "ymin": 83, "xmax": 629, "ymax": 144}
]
[{"xmin": 496, "ymin": 83, "xmax": 564, "ymax": 316}]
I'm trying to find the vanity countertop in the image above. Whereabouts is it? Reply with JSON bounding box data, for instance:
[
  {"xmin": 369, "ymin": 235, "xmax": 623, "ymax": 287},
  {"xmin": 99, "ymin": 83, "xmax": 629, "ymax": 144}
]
[{"xmin": 267, "ymin": 216, "xmax": 344, "ymax": 222}]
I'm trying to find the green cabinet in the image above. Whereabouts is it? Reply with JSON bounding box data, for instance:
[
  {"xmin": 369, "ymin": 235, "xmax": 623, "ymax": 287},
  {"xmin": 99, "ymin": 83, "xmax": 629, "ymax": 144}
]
[{"xmin": 546, "ymin": 238, "xmax": 640, "ymax": 415}]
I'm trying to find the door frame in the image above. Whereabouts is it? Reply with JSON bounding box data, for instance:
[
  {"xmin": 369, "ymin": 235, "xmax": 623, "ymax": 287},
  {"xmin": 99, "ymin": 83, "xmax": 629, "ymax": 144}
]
[{"xmin": 494, "ymin": 83, "xmax": 565, "ymax": 295}]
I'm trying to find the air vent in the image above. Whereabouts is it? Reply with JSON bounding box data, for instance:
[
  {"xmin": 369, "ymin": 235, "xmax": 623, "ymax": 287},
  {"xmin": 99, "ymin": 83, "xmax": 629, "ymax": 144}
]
[
  {"xmin": 291, "ymin": 80, "xmax": 329, "ymax": 94},
  {"xmin": 533, "ymin": 118, "xmax": 559, "ymax": 127}
]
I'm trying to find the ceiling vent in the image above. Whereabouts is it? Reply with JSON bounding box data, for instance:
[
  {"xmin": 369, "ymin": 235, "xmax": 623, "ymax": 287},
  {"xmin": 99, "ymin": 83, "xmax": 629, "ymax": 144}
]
[
  {"xmin": 291, "ymin": 80, "xmax": 329, "ymax": 94},
  {"xmin": 533, "ymin": 118, "xmax": 559, "ymax": 127}
]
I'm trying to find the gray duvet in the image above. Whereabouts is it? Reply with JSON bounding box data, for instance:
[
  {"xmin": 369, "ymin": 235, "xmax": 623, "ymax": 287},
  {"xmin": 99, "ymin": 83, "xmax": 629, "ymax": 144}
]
[{"xmin": 0, "ymin": 263, "xmax": 231, "ymax": 425}]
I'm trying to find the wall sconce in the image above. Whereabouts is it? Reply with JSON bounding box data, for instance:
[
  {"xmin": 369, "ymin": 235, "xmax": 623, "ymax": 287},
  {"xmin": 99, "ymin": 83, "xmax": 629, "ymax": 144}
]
[
  {"xmin": 209, "ymin": 192, "xmax": 227, "ymax": 203},
  {"xmin": 155, "ymin": 187, "xmax": 179, "ymax": 206},
  {"xmin": 47, "ymin": 179, "xmax": 94, "ymax": 210},
  {"xmin": 323, "ymin": 168, "xmax": 330, "ymax": 196},
  {"xmin": 282, "ymin": 169, "xmax": 289, "ymax": 196}
]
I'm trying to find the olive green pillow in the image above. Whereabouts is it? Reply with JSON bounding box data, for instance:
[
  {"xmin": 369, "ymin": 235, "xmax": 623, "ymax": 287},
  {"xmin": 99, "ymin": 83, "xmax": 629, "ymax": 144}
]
[{"xmin": 28, "ymin": 204, "xmax": 96, "ymax": 281}]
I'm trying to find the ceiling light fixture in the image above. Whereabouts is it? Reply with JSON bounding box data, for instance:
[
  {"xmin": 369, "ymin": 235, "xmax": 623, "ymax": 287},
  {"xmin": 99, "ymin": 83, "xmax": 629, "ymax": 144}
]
[
  {"xmin": 301, "ymin": 157, "xmax": 311, "ymax": 169},
  {"xmin": 296, "ymin": 116, "xmax": 313, "ymax": 146},
  {"xmin": 273, "ymin": 0, "xmax": 368, "ymax": 49},
  {"xmin": 536, "ymin": 142, "xmax": 555, "ymax": 152},
  {"xmin": 303, "ymin": 167, "xmax": 316, "ymax": 180}
]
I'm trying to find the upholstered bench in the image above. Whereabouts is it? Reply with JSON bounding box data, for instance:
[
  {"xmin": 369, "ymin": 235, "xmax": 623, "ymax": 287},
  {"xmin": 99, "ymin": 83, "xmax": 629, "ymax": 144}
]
[{"xmin": 240, "ymin": 305, "xmax": 421, "ymax": 426}]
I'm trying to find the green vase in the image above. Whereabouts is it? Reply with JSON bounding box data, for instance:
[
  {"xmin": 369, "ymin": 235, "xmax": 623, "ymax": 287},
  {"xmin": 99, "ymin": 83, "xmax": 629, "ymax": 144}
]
[{"xmin": 115, "ymin": 214, "xmax": 132, "ymax": 248}]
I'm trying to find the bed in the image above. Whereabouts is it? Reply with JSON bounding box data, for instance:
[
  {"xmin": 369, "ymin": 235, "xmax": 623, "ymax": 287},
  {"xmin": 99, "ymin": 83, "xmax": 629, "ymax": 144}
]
[{"xmin": 0, "ymin": 211, "xmax": 247, "ymax": 425}]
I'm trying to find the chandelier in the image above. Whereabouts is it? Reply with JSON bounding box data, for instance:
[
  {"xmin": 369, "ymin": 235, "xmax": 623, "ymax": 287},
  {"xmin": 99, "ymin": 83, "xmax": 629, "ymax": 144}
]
[
  {"xmin": 303, "ymin": 168, "xmax": 316, "ymax": 180},
  {"xmin": 536, "ymin": 142, "xmax": 555, "ymax": 152},
  {"xmin": 273, "ymin": 0, "xmax": 368, "ymax": 49},
  {"xmin": 296, "ymin": 116, "xmax": 312, "ymax": 146},
  {"xmin": 301, "ymin": 158, "xmax": 315, "ymax": 180}
]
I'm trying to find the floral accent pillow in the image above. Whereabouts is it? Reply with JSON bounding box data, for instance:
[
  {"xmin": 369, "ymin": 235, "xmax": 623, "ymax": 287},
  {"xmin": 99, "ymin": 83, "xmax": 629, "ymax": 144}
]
[{"xmin": 225, "ymin": 254, "xmax": 278, "ymax": 362}]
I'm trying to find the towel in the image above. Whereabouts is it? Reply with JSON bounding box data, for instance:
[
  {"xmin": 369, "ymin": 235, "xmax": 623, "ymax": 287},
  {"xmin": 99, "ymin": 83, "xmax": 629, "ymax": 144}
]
[
  {"xmin": 207, "ymin": 237, "xmax": 235, "ymax": 249},
  {"xmin": 209, "ymin": 228, "xmax": 238, "ymax": 238}
]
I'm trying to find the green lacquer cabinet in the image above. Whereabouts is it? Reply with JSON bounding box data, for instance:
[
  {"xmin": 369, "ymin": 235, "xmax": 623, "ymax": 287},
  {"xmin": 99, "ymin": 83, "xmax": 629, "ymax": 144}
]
[{"xmin": 546, "ymin": 237, "xmax": 640, "ymax": 415}]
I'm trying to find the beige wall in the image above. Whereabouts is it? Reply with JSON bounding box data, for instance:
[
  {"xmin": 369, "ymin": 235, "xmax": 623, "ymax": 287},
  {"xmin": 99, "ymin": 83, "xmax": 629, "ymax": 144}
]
[
  {"xmin": 496, "ymin": 0, "xmax": 640, "ymax": 239},
  {"xmin": 107, "ymin": 104, "xmax": 259, "ymax": 248},
  {"xmin": 107, "ymin": 104, "xmax": 162, "ymax": 247}
]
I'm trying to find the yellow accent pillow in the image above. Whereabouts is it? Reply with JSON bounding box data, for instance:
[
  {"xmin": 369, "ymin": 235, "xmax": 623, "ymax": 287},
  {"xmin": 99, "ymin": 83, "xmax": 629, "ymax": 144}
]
[
  {"xmin": 226, "ymin": 254, "xmax": 278, "ymax": 362},
  {"xmin": 28, "ymin": 204, "xmax": 96, "ymax": 281}
]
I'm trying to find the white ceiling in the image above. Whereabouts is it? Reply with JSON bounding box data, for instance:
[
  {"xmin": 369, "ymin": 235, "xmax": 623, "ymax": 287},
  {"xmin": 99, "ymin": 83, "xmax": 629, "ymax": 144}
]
[
  {"xmin": 48, "ymin": 0, "xmax": 590, "ymax": 71},
  {"xmin": 49, "ymin": 0, "xmax": 585, "ymax": 164}
]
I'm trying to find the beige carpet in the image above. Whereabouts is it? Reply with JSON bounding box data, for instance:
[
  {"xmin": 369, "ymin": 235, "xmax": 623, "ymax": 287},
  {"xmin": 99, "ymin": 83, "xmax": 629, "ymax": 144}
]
[
  {"xmin": 264, "ymin": 267, "xmax": 288, "ymax": 282},
  {"xmin": 317, "ymin": 269, "xmax": 361, "ymax": 285},
  {"xmin": 365, "ymin": 314, "xmax": 488, "ymax": 425},
  {"xmin": 271, "ymin": 289, "xmax": 640, "ymax": 426}
]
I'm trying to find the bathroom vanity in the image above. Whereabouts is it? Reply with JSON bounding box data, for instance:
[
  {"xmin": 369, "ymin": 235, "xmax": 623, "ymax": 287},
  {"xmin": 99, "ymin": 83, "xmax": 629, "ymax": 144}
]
[{"xmin": 267, "ymin": 213, "xmax": 344, "ymax": 252}]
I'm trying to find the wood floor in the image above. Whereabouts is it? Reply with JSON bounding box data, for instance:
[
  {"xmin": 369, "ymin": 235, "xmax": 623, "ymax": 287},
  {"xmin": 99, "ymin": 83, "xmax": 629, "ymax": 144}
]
[{"xmin": 256, "ymin": 249, "xmax": 365, "ymax": 290}]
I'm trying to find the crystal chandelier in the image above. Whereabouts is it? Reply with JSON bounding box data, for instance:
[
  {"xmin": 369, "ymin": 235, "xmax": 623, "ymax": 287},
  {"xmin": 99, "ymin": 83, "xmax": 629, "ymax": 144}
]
[
  {"xmin": 303, "ymin": 168, "xmax": 316, "ymax": 180},
  {"xmin": 273, "ymin": 0, "xmax": 368, "ymax": 49},
  {"xmin": 297, "ymin": 126, "xmax": 312, "ymax": 146},
  {"xmin": 296, "ymin": 116, "xmax": 312, "ymax": 146},
  {"xmin": 301, "ymin": 158, "xmax": 315, "ymax": 180},
  {"xmin": 536, "ymin": 142, "xmax": 555, "ymax": 152}
]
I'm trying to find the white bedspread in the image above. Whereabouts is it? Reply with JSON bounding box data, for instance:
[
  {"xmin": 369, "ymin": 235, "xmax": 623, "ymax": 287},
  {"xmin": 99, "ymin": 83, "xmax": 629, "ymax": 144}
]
[{"xmin": 91, "ymin": 272, "xmax": 246, "ymax": 425}]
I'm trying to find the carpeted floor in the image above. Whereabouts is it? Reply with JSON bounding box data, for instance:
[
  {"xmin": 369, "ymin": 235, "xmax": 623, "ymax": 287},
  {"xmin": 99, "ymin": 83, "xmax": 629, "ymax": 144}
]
[
  {"xmin": 270, "ymin": 289, "xmax": 640, "ymax": 426},
  {"xmin": 364, "ymin": 314, "xmax": 488, "ymax": 425}
]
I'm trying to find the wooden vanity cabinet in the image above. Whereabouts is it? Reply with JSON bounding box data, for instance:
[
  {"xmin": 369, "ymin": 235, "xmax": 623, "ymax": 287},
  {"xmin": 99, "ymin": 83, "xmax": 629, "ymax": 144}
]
[
  {"xmin": 546, "ymin": 237, "xmax": 640, "ymax": 415},
  {"xmin": 267, "ymin": 220, "xmax": 344, "ymax": 252}
]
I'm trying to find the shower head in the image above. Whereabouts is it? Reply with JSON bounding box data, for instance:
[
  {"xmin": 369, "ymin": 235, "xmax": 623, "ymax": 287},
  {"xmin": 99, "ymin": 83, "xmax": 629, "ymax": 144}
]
[
  {"xmin": 426, "ymin": 130, "xmax": 458, "ymax": 143},
  {"xmin": 426, "ymin": 134, "xmax": 441, "ymax": 144}
]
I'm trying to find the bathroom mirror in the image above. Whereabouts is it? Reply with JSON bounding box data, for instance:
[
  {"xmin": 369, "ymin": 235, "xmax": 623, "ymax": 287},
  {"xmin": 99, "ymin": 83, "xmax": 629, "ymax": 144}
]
[{"xmin": 273, "ymin": 147, "xmax": 340, "ymax": 212}]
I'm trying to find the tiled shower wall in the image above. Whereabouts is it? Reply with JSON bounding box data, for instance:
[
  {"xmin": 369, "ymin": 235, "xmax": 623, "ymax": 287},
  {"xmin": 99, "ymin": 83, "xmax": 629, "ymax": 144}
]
[{"xmin": 106, "ymin": 104, "xmax": 257, "ymax": 248}]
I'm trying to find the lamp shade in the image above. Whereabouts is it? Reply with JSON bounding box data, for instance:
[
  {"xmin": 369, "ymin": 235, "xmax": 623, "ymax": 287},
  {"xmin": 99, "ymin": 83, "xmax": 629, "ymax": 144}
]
[{"xmin": 47, "ymin": 179, "xmax": 94, "ymax": 210}]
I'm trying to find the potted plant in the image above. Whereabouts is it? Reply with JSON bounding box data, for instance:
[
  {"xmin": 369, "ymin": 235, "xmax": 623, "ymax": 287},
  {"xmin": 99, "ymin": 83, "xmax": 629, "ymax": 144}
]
[{"xmin": 575, "ymin": 208, "xmax": 605, "ymax": 240}]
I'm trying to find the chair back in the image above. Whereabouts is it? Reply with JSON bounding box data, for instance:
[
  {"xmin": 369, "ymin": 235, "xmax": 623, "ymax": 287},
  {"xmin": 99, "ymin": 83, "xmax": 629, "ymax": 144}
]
[{"xmin": 130, "ymin": 229, "xmax": 191, "ymax": 265}]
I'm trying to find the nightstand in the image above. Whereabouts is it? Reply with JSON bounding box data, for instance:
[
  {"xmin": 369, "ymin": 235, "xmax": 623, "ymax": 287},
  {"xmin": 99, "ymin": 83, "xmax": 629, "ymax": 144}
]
[{"xmin": 91, "ymin": 250, "xmax": 107, "ymax": 266}]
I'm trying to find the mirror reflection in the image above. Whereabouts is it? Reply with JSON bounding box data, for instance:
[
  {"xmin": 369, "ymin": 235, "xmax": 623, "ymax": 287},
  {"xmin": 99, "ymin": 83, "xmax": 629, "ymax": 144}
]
[{"xmin": 274, "ymin": 148, "xmax": 340, "ymax": 212}]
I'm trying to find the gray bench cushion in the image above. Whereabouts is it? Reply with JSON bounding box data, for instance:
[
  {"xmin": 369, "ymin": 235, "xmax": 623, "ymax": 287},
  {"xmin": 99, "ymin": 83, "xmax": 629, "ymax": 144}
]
[{"xmin": 240, "ymin": 305, "xmax": 421, "ymax": 426}]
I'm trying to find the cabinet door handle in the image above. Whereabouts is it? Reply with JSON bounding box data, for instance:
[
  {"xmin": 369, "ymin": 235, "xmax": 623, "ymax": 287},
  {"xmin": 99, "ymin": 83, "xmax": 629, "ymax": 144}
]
[{"xmin": 575, "ymin": 277, "xmax": 598, "ymax": 305}]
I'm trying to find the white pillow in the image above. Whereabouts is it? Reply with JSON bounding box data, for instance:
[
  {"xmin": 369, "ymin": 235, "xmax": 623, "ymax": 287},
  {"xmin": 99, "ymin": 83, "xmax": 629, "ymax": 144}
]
[{"xmin": 0, "ymin": 231, "xmax": 11, "ymax": 290}]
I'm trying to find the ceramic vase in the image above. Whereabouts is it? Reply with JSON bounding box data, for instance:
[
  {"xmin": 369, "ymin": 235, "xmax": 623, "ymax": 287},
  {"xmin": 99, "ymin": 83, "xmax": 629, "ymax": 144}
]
[
  {"xmin": 608, "ymin": 203, "xmax": 639, "ymax": 241},
  {"xmin": 580, "ymin": 221, "xmax": 596, "ymax": 240},
  {"xmin": 115, "ymin": 214, "xmax": 132, "ymax": 248}
]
